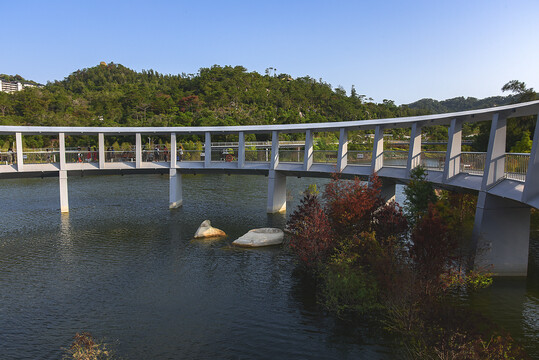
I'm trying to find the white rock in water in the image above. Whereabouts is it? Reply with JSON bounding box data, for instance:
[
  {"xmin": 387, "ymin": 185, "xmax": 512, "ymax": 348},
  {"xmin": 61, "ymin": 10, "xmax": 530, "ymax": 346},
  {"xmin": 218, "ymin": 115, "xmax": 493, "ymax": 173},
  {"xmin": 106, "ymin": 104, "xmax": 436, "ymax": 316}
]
[
  {"xmin": 194, "ymin": 220, "xmax": 226, "ymax": 238},
  {"xmin": 232, "ymin": 228, "xmax": 284, "ymax": 247}
]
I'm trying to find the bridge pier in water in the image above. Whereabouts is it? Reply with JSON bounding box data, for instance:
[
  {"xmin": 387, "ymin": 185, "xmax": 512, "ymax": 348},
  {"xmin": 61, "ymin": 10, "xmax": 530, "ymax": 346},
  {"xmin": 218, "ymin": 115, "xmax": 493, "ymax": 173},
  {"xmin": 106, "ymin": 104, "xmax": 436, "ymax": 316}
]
[
  {"xmin": 380, "ymin": 180, "xmax": 396, "ymax": 203},
  {"xmin": 169, "ymin": 169, "xmax": 183, "ymax": 209},
  {"xmin": 59, "ymin": 133, "xmax": 69, "ymax": 213},
  {"xmin": 59, "ymin": 170, "xmax": 69, "ymax": 213},
  {"xmin": 472, "ymin": 192, "xmax": 530, "ymax": 276},
  {"xmin": 267, "ymin": 170, "xmax": 287, "ymax": 213}
]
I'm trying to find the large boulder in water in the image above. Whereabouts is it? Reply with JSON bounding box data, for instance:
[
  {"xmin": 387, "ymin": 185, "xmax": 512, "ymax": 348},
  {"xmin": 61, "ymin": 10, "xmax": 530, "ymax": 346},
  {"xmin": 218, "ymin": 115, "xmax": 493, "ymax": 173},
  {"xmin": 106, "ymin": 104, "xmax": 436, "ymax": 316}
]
[
  {"xmin": 232, "ymin": 228, "xmax": 284, "ymax": 247},
  {"xmin": 194, "ymin": 220, "xmax": 226, "ymax": 238}
]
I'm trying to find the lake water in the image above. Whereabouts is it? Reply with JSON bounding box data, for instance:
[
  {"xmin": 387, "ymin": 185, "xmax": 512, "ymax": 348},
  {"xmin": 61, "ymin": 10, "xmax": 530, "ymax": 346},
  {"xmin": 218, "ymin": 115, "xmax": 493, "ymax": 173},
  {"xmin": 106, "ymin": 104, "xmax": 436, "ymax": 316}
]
[{"xmin": 0, "ymin": 174, "xmax": 537, "ymax": 359}]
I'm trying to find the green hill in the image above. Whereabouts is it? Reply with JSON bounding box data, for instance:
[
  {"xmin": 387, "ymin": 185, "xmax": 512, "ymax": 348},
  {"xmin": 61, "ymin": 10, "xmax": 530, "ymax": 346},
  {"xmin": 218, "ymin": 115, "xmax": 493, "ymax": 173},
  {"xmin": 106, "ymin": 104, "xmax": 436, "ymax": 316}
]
[{"xmin": 0, "ymin": 63, "xmax": 426, "ymax": 130}]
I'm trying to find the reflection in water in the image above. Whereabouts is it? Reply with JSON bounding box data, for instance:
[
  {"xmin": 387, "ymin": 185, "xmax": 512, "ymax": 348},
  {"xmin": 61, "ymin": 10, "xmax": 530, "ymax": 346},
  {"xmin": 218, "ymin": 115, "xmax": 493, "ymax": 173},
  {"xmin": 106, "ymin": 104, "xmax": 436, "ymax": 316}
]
[
  {"xmin": 0, "ymin": 175, "xmax": 537, "ymax": 359},
  {"xmin": 58, "ymin": 213, "xmax": 74, "ymax": 264},
  {"xmin": 522, "ymin": 296, "xmax": 539, "ymax": 352},
  {"xmin": 468, "ymin": 238, "xmax": 539, "ymax": 358}
]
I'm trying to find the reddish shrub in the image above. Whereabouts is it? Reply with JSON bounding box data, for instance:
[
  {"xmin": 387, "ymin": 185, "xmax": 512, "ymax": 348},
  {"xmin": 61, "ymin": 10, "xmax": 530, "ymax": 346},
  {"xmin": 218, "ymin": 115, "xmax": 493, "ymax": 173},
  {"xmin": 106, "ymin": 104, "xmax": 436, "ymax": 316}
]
[
  {"xmin": 410, "ymin": 204, "xmax": 457, "ymax": 293},
  {"xmin": 373, "ymin": 200, "xmax": 408, "ymax": 245},
  {"xmin": 287, "ymin": 193, "xmax": 334, "ymax": 268},
  {"xmin": 323, "ymin": 173, "xmax": 383, "ymax": 238}
]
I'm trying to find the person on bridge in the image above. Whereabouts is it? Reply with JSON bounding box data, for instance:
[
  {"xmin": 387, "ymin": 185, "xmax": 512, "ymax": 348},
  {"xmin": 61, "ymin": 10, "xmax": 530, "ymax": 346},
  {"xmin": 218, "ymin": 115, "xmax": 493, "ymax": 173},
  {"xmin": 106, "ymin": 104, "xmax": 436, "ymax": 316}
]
[
  {"xmin": 154, "ymin": 145, "xmax": 160, "ymax": 162},
  {"xmin": 163, "ymin": 146, "xmax": 169, "ymax": 162},
  {"xmin": 8, "ymin": 147, "xmax": 14, "ymax": 164}
]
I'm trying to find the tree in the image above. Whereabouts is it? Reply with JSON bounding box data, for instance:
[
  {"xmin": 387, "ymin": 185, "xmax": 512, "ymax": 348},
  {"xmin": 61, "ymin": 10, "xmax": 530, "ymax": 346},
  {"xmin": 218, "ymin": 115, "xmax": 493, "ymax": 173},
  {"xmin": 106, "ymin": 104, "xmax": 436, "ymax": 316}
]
[
  {"xmin": 350, "ymin": 85, "xmax": 358, "ymax": 98},
  {"xmin": 287, "ymin": 191, "xmax": 334, "ymax": 268},
  {"xmin": 0, "ymin": 92, "xmax": 12, "ymax": 116},
  {"xmin": 502, "ymin": 80, "xmax": 537, "ymax": 102},
  {"xmin": 510, "ymin": 130, "xmax": 533, "ymax": 153},
  {"xmin": 404, "ymin": 166, "xmax": 437, "ymax": 222}
]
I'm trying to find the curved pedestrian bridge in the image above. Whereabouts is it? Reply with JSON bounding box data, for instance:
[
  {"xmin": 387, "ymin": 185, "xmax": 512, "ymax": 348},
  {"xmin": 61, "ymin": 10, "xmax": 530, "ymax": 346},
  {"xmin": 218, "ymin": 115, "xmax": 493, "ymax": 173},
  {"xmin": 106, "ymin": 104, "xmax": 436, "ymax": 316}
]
[{"xmin": 1, "ymin": 100, "xmax": 539, "ymax": 276}]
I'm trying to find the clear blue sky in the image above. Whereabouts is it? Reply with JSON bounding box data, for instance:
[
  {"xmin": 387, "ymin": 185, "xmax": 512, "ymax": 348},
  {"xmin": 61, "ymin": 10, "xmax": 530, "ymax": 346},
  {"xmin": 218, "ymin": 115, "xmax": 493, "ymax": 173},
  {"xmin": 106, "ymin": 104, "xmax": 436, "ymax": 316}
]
[{"xmin": 3, "ymin": 0, "xmax": 538, "ymax": 104}]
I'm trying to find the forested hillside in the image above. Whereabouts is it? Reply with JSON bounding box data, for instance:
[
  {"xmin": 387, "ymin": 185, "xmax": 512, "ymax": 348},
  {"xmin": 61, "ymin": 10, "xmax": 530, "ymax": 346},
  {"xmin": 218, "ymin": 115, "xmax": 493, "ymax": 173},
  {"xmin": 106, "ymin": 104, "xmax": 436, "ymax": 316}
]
[{"xmin": 0, "ymin": 63, "xmax": 426, "ymax": 129}]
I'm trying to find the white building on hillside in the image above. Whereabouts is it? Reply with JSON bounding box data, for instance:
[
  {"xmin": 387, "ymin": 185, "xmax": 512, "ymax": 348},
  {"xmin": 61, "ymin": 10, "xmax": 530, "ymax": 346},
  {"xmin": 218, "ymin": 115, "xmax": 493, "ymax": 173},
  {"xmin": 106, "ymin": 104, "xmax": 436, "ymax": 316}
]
[{"xmin": 0, "ymin": 79, "xmax": 43, "ymax": 93}]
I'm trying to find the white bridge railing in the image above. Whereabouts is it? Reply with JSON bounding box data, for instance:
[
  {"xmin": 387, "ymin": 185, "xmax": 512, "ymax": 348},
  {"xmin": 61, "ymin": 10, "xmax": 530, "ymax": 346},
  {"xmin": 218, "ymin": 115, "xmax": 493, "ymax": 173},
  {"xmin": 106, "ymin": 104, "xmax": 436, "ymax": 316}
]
[{"xmin": 2, "ymin": 149, "xmax": 529, "ymax": 182}]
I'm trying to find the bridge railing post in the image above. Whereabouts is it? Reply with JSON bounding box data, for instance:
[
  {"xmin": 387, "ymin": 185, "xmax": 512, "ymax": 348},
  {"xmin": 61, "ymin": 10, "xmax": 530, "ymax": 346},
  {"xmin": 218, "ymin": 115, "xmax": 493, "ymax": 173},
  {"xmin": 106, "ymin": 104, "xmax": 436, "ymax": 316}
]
[
  {"xmin": 204, "ymin": 132, "xmax": 211, "ymax": 167},
  {"xmin": 270, "ymin": 130, "xmax": 279, "ymax": 169},
  {"xmin": 482, "ymin": 112, "xmax": 507, "ymax": 190},
  {"xmin": 98, "ymin": 133, "xmax": 105, "ymax": 169},
  {"xmin": 443, "ymin": 118, "xmax": 462, "ymax": 182},
  {"xmin": 59, "ymin": 132, "xmax": 66, "ymax": 170},
  {"xmin": 303, "ymin": 130, "xmax": 313, "ymax": 171},
  {"xmin": 371, "ymin": 126, "xmax": 384, "ymax": 173},
  {"xmin": 170, "ymin": 133, "xmax": 177, "ymax": 168},
  {"xmin": 238, "ymin": 131, "xmax": 245, "ymax": 168},
  {"xmin": 135, "ymin": 133, "xmax": 142, "ymax": 168},
  {"xmin": 337, "ymin": 128, "xmax": 348, "ymax": 172},
  {"xmin": 406, "ymin": 122, "xmax": 422, "ymax": 176},
  {"xmin": 522, "ymin": 112, "xmax": 539, "ymax": 203},
  {"xmin": 15, "ymin": 132, "xmax": 23, "ymax": 171}
]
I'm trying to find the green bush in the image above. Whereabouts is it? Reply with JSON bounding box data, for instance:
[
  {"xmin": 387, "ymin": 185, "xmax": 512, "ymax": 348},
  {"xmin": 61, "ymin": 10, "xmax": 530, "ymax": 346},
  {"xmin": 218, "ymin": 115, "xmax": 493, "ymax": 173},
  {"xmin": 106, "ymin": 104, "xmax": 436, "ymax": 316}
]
[{"xmin": 321, "ymin": 261, "xmax": 380, "ymax": 317}]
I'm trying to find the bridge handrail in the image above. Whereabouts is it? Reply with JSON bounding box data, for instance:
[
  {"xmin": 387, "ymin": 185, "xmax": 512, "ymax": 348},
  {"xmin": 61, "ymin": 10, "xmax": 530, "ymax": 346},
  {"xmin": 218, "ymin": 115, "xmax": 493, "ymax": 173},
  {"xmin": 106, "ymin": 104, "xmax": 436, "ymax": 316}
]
[{"xmin": 1, "ymin": 100, "xmax": 538, "ymax": 135}]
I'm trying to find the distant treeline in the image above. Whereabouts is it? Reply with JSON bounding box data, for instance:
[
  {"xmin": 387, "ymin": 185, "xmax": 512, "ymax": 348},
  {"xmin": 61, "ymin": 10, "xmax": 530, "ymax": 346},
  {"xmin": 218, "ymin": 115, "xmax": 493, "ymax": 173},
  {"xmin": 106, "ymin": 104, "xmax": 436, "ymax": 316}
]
[{"xmin": 407, "ymin": 96, "xmax": 517, "ymax": 113}]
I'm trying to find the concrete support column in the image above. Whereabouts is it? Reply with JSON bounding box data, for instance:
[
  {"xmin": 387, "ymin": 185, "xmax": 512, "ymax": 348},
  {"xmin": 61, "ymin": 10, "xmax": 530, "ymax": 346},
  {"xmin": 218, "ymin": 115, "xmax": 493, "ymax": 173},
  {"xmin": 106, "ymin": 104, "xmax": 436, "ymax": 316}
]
[
  {"xmin": 337, "ymin": 128, "xmax": 348, "ymax": 172},
  {"xmin": 135, "ymin": 133, "xmax": 142, "ymax": 168},
  {"xmin": 380, "ymin": 180, "xmax": 396, "ymax": 203},
  {"xmin": 406, "ymin": 122, "xmax": 422, "ymax": 175},
  {"xmin": 522, "ymin": 113, "xmax": 539, "ymax": 203},
  {"xmin": 443, "ymin": 118, "xmax": 462, "ymax": 182},
  {"xmin": 472, "ymin": 192, "xmax": 530, "ymax": 276},
  {"xmin": 482, "ymin": 113, "xmax": 507, "ymax": 189},
  {"xmin": 170, "ymin": 133, "xmax": 177, "ymax": 168},
  {"xmin": 15, "ymin": 132, "xmax": 23, "ymax": 170},
  {"xmin": 98, "ymin": 133, "xmax": 105, "ymax": 169},
  {"xmin": 205, "ymin": 132, "xmax": 211, "ymax": 167},
  {"xmin": 58, "ymin": 132, "xmax": 69, "ymax": 213},
  {"xmin": 371, "ymin": 126, "xmax": 384, "ymax": 173},
  {"xmin": 303, "ymin": 130, "xmax": 313, "ymax": 171},
  {"xmin": 59, "ymin": 170, "xmax": 69, "ymax": 213},
  {"xmin": 270, "ymin": 130, "xmax": 279, "ymax": 169},
  {"xmin": 169, "ymin": 168, "xmax": 183, "ymax": 209},
  {"xmin": 267, "ymin": 170, "xmax": 286, "ymax": 213},
  {"xmin": 238, "ymin": 131, "xmax": 245, "ymax": 168}
]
